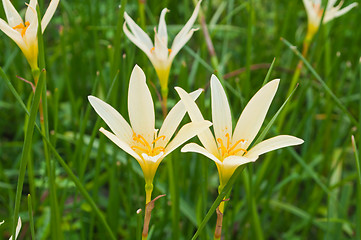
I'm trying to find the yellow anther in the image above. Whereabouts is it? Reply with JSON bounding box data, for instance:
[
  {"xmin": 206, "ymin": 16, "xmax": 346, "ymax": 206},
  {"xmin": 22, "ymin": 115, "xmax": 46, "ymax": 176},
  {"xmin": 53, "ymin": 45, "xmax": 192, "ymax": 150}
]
[
  {"xmin": 150, "ymin": 47, "xmax": 155, "ymax": 53},
  {"xmin": 217, "ymin": 134, "xmax": 247, "ymax": 158},
  {"xmin": 13, "ymin": 21, "xmax": 30, "ymax": 37},
  {"xmin": 228, "ymin": 139, "xmax": 245, "ymax": 153},
  {"xmin": 168, "ymin": 49, "xmax": 172, "ymax": 53},
  {"xmin": 131, "ymin": 131, "xmax": 166, "ymax": 157},
  {"xmin": 231, "ymin": 148, "xmax": 248, "ymax": 155},
  {"xmin": 131, "ymin": 146, "xmax": 149, "ymax": 152}
]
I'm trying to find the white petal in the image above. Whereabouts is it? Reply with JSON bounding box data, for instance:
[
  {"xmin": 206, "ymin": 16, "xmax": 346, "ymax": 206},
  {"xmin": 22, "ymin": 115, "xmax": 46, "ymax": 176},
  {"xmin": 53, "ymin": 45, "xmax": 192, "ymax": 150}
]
[
  {"xmin": 100, "ymin": 127, "xmax": 143, "ymax": 163},
  {"xmin": 210, "ymin": 75, "xmax": 232, "ymax": 146},
  {"xmin": 303, "ymin": 0, "xmax": 318, "ymax": 24},
  {"xmin": 9, "ymin": 217, "xmax": 21, "ymax": 240},
  {"xmin": 124, "ymin": 12, "xmax": 153, "ymax": 50},
  {"xmin": 163, "ymin": 120, "xmax": 212, "ymax": 159},
  {"xmin": 246, "ymin": 135, "xmax": 304, "ymax": 159},
  {"xmin": 128, "ymin": 65, "xmax": 155, "ymax": 144},
  {"xmin": 326, "ymin": 0, "xmax": 338, "ymax": 9},
  {"xmin": 175, "ymin": 86, "xmax": 219, "ymax": 156},
  {"xmin": 41, "ymin": 0, "xmax": 60, "ymax": 32},
  {"xmin": 172, "ymin": 0, "xmax": 201, "ymax": 50},
  {"xmin": 169, "ymin": 27, "xmax": 198, "ymax": 62},
  {"xmin": 0, "ymin": 18, "xmax": 24, "ymax": 47},
  {"xmin": 2, "ymin": 0, "xmax": 23, "ymax": 27},
  {"xmin": 142, "ymin": 152, "xmax": 164, "ymax": 163},
  {"xmin": 25, "ymin": 0, "xmax": 38, "ymax": 24},
  {"xmin": 157, "ymin": 89, "xmax": 202, "ymax": 148},
  {"xmin": 123, "ymin": 22, "xmax": 154, "ymax": 61},
  {"xmin": 24, "ymin": 4, "xmax": 38, "ymax": 45},
  {"xmin": 232, "ymin": 79, "xmax": 280, "ymax": 149},
  {"xmin": 158, "ymin": 8, "xmax": 168, "ymax": 44},
  {"xmin": 222, "ymin": 155, "xmax": 258, "ymax": 169},
  {"xmin": 88, "ymin": 96, "xmax": 133, "ymax": 143},
  {"xmin": 181, "ymin": 142, "xmax": 221, "ymax": 165},
  {"xmin": 154, "ymin": 29, "xmax": 169, "ymax": 61},
  {"xmin": 333, "ymin": 2, "xmax": 358, "ymax": 18}
]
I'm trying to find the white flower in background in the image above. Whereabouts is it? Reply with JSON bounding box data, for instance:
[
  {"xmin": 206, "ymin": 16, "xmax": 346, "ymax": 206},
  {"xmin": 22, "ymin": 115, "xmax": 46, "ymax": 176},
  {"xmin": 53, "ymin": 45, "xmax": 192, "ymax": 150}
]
[
  {"xmin": 123, "ymin": 1, "xmax": 201, "ymax": 94},
  {"xmin": 0, "ymin": 0, "xmax": 60, "ymax": 69},
  {"xmin": 303, "ymin": 0, "xmax": 358, "ymax": 37}
]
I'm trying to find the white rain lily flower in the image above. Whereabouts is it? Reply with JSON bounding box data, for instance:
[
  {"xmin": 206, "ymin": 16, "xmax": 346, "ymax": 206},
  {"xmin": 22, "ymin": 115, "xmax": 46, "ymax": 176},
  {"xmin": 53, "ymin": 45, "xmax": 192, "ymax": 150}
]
[
  {"xmin": 176, "ymin": 75, "xmax": 304, "ymax": 187},
  {"xmin": 123, "ymin": 1, "xmax": 201, "ymax": 94},
  {"xmin": 0, "ymin": 0, "xmax": 60, "ymax": 69},
  {"xmin": 303, "ymin": 0, "xmax": 358, "ymax": 37},
  {"xmin": 89, "ymin": 65, "xmax": 211, "ymax": 203}
]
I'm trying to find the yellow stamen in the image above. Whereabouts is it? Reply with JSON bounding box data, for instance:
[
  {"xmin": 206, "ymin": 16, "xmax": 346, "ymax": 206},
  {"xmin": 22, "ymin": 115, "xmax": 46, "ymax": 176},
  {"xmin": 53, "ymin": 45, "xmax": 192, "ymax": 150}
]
[
  {"xmin": 150, "ymin": 47, "xmax": 155, "ymax": 53},
  {"xmin": 132, "ymin": 131, "xmax": 166, "ymax": 156},
  {"xmin": 168, "ymin": 49, "xmax": 172, "ymax": 53},
  {"xmin": 13, "ymin": 21, "xmax": 30, "ymax": 37},
  {"xmin": 152, "ymin": 135, "xmax": 165, "ymax": 144},
  {"xmin": 217, "ymin": 134, "xmax": 247, "ymax": 158}
]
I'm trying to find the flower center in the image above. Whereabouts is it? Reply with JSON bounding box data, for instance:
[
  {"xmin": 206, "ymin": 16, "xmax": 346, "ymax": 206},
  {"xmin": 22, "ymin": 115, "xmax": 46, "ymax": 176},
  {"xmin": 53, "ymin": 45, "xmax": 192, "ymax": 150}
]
[
  {"xmin": 131, "ymin": 132, "xmax": 166, "ymax": 157},
  {"xmin": 150, "ymin": 47, "xmax": 172, "ymax": 54},
  {"xmin": 13, "ymin": 21, "xmax": 30, "ymax": 37},
  {"xmin": 312, "ymin": 3, "xmax": 324, "ymax": 17},
  {"xmin": 217, "ymin": 133, "xmax": 247, "ymax": 159}
]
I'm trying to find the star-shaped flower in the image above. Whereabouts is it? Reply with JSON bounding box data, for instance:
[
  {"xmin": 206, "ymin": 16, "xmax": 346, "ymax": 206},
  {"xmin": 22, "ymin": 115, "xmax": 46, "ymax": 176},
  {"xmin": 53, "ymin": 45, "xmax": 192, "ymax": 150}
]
[
  {"xmin": 89, "ymin": 65, "xmax": 211, "ymax": 203},
  {"xmin": 123, "ymin": 1, "xmax": 201, "ymax": 100},
  {"xmin": 303, "ymin": 0, "xmax": 358, "ymax": 37},
  {"xmin": 0, "ymin": 0, "xmax": 60, "ymax": 69},
  {"xmin": 176, "ymin": 75, "xmax": 304, "ymax": 187}
]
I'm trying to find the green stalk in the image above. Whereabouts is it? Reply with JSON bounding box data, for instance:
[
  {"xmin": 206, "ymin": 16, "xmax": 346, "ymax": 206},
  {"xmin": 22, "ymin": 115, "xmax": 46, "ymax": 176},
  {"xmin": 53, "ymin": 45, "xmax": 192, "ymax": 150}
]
[
  {"xmin": 280, "ymin": 37, "xmax": 357, "ymax": 126},
  {"xmin": 167, "ymin": 156, "xmax": 180, "ymax": 240},
  {"xmin": 40, "ymin": 133, "xmax": 117, "ymax": 240},
  {"xmin": 12, "ymin": 70, "xmax": 45, "ymax": 238},
  {"xmin": 138, "ymin": 0, "xmax": 146, "ymax": 30},
  {"xmin": 191, "ymin": 166, "xmax": 245, "ymax": 240},
  {"xmin": 36, "ymin": 6, "xmax": 62, "ymax": 239},
  {"xmin": 28, "ymin": 194, "xmax": 36, "ymax": 239}
]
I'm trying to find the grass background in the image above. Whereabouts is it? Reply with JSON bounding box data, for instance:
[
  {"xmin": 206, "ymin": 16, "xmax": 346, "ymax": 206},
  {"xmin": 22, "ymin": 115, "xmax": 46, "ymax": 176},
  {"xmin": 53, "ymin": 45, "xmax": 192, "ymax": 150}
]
[{"xmin": 0, "ymin": 0, "xmax": 361, "ymax": 239}]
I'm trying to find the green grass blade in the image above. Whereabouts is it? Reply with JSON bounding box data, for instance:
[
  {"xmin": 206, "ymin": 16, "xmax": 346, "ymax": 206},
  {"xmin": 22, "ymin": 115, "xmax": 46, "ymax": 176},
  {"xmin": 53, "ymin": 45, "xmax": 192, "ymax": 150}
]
[
  {"xmin": 190, "ymin": 166, "xmax": 245, "ymax": 240},
  {"xmin": 280, "ymin": 37, "xmax": 357, "ymax": 126}
]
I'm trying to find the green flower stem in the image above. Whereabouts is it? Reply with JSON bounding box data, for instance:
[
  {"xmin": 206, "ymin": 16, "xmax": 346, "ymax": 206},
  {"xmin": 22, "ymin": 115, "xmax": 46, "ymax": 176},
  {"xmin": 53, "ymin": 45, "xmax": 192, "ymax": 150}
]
[
  {"xmin": 12, "ymin": 71, "xmax": 45, "ymax": 238},
  {"xmin": 36, "ymin": 5, "xmax": 63, "ymax": 237}
]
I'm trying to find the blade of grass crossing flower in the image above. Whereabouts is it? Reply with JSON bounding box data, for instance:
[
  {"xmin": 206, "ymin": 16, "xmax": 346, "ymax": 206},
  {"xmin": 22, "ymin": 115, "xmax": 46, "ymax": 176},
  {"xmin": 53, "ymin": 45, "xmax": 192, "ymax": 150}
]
[
  {"xmin": 253, "ymin": 83, "xmax": 298, "ymax": 147},
  {"xmin": 12, "ymin": 70, "xmax": 45, "ymax": 238},
  {"xmin": 262, "ymin": 58, "xmax": 276, "ymax": 86},
  {"xmin": 191, "ymin": 166, "xmax": 245, "ymax": 240},
  {"xmin": 280, "ymin": 37, "xmax": 357, "ymax": 126},
  {"xmin": 28, "ymin": 194, "xmax": 36, "ymax": 240}
]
